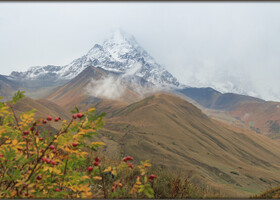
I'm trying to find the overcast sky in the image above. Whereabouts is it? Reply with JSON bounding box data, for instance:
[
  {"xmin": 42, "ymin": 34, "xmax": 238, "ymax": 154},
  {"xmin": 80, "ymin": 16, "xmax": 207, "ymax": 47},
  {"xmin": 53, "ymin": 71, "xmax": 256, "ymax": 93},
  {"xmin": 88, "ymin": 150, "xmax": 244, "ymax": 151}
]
[{"xmin": 1, "ymin": 2, "xmax": 280, "ymax": 101}]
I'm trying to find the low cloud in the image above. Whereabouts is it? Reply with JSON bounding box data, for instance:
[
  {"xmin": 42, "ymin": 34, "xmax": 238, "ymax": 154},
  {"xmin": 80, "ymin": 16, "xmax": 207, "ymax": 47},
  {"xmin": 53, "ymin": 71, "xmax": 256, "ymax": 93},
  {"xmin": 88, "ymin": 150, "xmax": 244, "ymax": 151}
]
[
  {"xmin": 86, "ymin": 76, "xmax": 125, "ymax": 100},
  {"xmin": 86, "ymin": 63, "xmax": 163, "ymax": 101}
]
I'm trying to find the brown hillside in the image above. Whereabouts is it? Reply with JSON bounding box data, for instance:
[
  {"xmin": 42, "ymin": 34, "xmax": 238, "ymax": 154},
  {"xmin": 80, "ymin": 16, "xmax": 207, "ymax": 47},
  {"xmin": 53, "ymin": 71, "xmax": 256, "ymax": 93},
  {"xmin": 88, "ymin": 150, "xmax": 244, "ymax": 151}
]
[
  {"xmin": 98, "ymin": 93, "xmax": 280, "ymax": 197},
  {"xmin": 230, "ymin": 101, "xmax": 280, "ymax": 139}
]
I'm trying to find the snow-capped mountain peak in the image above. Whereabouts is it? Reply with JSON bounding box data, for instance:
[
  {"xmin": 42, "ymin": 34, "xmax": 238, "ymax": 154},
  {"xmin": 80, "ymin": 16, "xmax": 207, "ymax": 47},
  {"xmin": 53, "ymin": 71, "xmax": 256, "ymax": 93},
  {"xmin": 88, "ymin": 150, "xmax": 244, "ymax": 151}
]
[
  {"xmin": 9, "ymin": 29, "xmax": 180, "ymax": 88},
  {"xmin": 105, "ymin": 29, "xmax": 138, "ymax": 47}
]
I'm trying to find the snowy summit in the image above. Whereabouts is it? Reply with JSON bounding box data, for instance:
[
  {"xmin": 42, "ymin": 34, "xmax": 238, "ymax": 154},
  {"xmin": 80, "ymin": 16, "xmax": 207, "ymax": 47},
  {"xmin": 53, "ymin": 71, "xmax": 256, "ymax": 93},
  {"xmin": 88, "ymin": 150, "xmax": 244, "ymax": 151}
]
[{"xmin": 9, "ymin": 29, "xmax": 180, "ymax": 88}]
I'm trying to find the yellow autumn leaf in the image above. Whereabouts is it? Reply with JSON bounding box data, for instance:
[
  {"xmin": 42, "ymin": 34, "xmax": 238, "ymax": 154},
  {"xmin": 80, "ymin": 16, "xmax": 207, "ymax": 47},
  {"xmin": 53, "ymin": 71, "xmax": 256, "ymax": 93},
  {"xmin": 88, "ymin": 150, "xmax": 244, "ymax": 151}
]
[
  {"xmin": 28, "ymin": 189, "xmax": 35, "ymax": 194},
  {"xmin": 43, "ymin": 167, "xmax": 52, "ymax": 172},
  {"xmin": 15, "ymin": 180, "xmax": 25, "ymax": 187},
  {"xmin": 12, "ymin": 140, "xmax": 17, "ymax": 146},
  {"xmin": 53, "ymin": 168, "xmax": 61, "ymax": 174},
  {"xmin": 104, "ymin": 166, "xmax": 112, "ymax": 172},
  {"xmin": 144, "ymin": 176, "xmax": 147, "ymax": 183},
  {"xmin": 81, "ymin": 152, "xmax": 88, "ymax": 157},
  {"xmin": 86, "ymin": 129, "xmax": 96, "ymax": 133},
  {"xmin": 144, "ymin": 163, "xmax": 151, "ymax": 168},
  {"xmin": 73, "ymin": 134, "xmax": 81, "ymax": 139},
  {"xmin": 5, "ymin": 140, "xmax": 11, "ymax": 144},
  {"xmin": 91, "ymin": 142, "xmax": 106, "ymax": 146},
  {"xmin": 112, "ymin": 169, "xmax": 117, "ymax": 177},
  {"xmin": 93, "ymin": 176, "xmax": 102, "ymax": 180},
  {"xmin": 11, "ymin": 191, "xmax": 17, "ymax": 197},
  {"xmin": 88, "ymin": 108, "xmax": 95, "ymax": 112},
  {"xmin": 82, "ymin": 175, "xmax": 90, "ymax": 179},
  {"xmin": 28, "ymin": 183, "xmax": 35, "ymax": 189}
]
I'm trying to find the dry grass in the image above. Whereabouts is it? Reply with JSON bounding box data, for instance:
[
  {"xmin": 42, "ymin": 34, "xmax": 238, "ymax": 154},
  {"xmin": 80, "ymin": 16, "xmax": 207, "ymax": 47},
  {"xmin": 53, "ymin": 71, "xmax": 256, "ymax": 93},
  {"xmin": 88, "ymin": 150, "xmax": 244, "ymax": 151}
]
[{"xmin": 96, "ymin": 93, "xmax": 280, "ymax": 197}]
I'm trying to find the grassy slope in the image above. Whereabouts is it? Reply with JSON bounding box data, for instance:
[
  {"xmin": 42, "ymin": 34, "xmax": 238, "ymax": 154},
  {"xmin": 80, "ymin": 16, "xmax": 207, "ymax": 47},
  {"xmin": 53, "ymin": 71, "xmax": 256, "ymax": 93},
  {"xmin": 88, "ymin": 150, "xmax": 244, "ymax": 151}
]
[{"xmin": 97, "ymin": 93, "xmax": 280, "ymax": 197}]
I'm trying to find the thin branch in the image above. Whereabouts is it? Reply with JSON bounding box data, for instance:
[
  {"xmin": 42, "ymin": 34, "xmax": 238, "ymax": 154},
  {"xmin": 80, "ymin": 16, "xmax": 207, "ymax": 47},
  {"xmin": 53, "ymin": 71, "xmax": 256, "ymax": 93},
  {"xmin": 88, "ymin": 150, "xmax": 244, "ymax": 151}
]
[
  {"xmin": 9, "ymin": 104, "xmax": 19, "ymax": 129},
  {"xmin": 25, "ymin": 119, "xmax": 73, "ymax": 183},
  {"xmin": 60, "ymin": 159, "xmax": 68, "ymax": 189},
  {"xmin": 99, "ymin": 165, "xmax": 107, "ymax": 198}
]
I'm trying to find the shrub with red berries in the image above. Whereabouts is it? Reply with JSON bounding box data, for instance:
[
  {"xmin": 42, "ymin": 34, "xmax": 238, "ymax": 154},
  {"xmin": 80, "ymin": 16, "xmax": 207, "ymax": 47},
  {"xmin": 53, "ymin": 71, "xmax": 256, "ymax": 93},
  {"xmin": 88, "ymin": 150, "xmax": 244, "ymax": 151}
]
[{"xmin": 0, "ymin": 91, "xmax": 157, "ymax": 199}]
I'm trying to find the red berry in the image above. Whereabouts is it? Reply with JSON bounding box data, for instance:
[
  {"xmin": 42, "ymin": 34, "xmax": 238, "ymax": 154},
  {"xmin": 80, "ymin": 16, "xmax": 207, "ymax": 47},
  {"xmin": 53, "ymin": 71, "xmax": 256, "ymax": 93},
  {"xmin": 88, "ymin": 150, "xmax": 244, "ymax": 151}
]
[
  {"xmin": 49, "ymin": 145, "xmax": 55, "ymax": 150},
  {"xmin": 51, "ymin": 160, "xmax": 56, "ymax": 166},
  {"xmin": 149, "ymin": 174, "xmax": 157, "ymax": 179},
  {"xmin": 39, "ymin": 137, "xmax": 43, "ymax": 141},
  {"xmin": 30, "ymin": 126, "xmax": 35, "ymax": 131},
  {"xmin": 24, "ymin": 193, "xmax": 28, "ymax": 196},
  {"xmin": 0, "ymin": 153, "xmax": 3, "ymax": 158},
  {"xmin": 42, "ymin": 157, "xmax": 46, "ymax": 162},
  {"xmin": 42, "ymin": 120, "xmax": 47, "ymax": 124},
  {"xmin": 93, "ymin": 161, "xmax": 99, "ymax": 166},
  {"xmin": 77, "ymin": 113, "xmax": 84, "ymax": 118},
  {"xmin": 149, "ymin": 178, "xmax": 154, "ymax": 183},
  {"xmin": 122, "ymin": 156, "xmax": 133, "ymax": 162},
  {"xmin": 72, "ymin": 142, "xmax": 78, "ymax": 147},
  {"xmin": 23, "ymin": 130, "xmax": 29, "ymax": 135},
  {"xmin": 127, "ymin": 163, "xmax": 133, "ymax": 169},
  {"xmin": 52, "ymin": 150, "xmax": 57, "ymax": 154},
  {"xmin": 54, "ymin": 117, "xmax": 60, "ymax": 122},
  {"xmin": 37, "ymin": 175, "xmax": 42, "ymax": 180},
  {"xmin": 46, "ymin": 159, "xmax": 51, "ymax": 164},
  {"xmin": 94, "ymin": 157, "xmax": 101, "ymax": 162},
  {"xmin": 55, "ymin": 188, "xmax": 61, "ymax": 192},
  {"xmin": 35, "ymin": 131, "xmax": 39, "ymax": 136},
  {"xmin": 47, "ymin": 116, "xmax": 52, "ymax": 121},
  {"xmin": 72, "ymin": 114, "xmax": 77, "ymax": 119},
  {"xmin": 88, "ymin": 166, "xmax": 93, "ymax": 172}
]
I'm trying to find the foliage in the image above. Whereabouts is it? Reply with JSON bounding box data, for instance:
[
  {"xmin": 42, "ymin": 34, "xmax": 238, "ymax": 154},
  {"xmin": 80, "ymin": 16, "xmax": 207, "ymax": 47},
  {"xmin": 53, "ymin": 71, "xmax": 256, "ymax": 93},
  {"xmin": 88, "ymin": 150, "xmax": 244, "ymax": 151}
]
[{"xmin": 0, "ymin": 91, "xmax": 156, "ymax": 198}]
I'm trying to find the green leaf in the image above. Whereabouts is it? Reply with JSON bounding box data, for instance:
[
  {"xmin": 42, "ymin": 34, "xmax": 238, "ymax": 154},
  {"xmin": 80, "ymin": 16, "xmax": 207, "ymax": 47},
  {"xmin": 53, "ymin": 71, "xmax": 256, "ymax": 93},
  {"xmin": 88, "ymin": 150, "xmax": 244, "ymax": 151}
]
[
  {"xmin": 11, "ymin": 90, "xmax": 25, "ymax": 104},
  {"xmin": 70, "ymin": 106, "xmax": 79, "ymax": 114},
  {"xmin": 138, "ymin": 185, "xmax": 145, "ymax": 193}
]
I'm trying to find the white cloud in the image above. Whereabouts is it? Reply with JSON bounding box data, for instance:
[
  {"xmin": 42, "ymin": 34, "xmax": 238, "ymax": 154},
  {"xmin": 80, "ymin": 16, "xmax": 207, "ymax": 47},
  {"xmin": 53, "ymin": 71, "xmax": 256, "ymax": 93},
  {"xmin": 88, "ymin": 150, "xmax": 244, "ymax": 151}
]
[{"xmin": 86, "ymin": 76, "xmax": 125, "ymax": 100}]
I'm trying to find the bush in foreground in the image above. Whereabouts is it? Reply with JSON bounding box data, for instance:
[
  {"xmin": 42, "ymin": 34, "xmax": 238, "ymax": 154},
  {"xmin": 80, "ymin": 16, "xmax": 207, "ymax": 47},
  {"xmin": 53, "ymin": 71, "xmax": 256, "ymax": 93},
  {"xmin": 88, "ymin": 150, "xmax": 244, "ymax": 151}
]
[{"xmin": 0, "ymin": 91, "xmax": 155, "ymax": 198}]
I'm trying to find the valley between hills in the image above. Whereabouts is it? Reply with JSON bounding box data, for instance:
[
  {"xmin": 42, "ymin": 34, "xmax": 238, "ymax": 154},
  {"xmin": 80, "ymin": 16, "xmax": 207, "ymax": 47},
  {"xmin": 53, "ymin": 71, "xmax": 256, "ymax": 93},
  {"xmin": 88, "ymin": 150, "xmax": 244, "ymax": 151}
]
[{"xmin": 2, "ymin": 30, "xmax": 280, "ymax": 198}]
